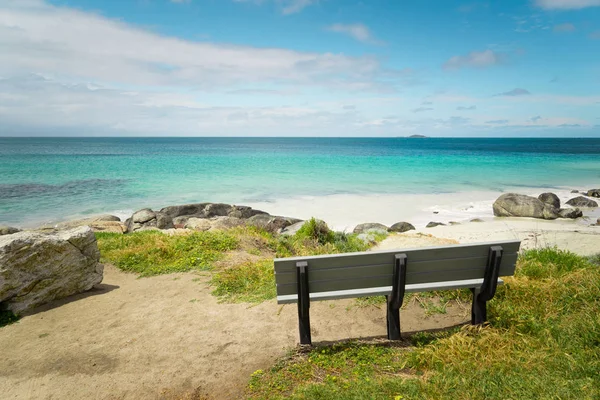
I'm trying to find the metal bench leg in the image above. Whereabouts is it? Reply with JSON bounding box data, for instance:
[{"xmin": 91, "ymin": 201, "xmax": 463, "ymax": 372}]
[
  {"xmin": 297, "ymin": 261, "xmax": 311, "ymax": 345},
  {"xmin": 471, "ymin": 246, "xmax": 503, "ymax": 325},
  {"xmin": 387, "ymin": 254, "xmax": 407, "ymax": 340}
]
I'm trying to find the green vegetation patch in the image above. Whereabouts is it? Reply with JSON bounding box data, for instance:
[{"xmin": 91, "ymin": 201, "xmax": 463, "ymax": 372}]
[
  {"xmin": 246, "ymin": 248, "xmax": 600, "ymax": 399},
  {"xmin": 0, "ymin": 309, "xmax": 19, "ymax": 328},
  {"xmin": 96, "ymin": 230, "xmax": 239, "ymax": 276},
  {"xmin": 212, "ymin": 259, "xmax": 276, "ymax": 303}
]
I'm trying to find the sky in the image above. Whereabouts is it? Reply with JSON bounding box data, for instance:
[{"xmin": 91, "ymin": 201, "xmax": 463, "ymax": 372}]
[{"xmin": 0, "ymin": 0, "xmax": 599, "ymax": 137}]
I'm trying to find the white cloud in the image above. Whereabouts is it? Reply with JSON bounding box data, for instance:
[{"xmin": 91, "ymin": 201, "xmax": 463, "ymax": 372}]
[
  {"xmin": 0, "ymin": 1, "xmax": 386, "ymax": 91},
  {"xmin": 535, "ymin": 0, "xmax": 600, "ymax": 10},
  {"xmin": 327, "ymin": 23, "xmax": 381, "ymax": 45},
  {"xmin": 443, "ymin": 50, "xmax": 504, "ymax": 70}
]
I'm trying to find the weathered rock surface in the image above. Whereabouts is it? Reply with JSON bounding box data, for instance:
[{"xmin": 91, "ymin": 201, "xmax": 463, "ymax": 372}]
[
  {"xmin": 39, "ymin": 215, "xmax": 126, "ymax": 233},
  {"xmin": 209, "ymin": 216, "xmax": 244, "ymax": 231},
  {"xmin": 565, "ymin": 196, "xmax": 598, "ymax": 208},
  {"xmin": 538, "ymin": 192, "xmax": 560, "ymax": 209},
  {"xmin": 388, "ymin": 222, "xmax": 415, "ymax": 233},
  {"xmin": 558, "ymin": 208, "xmax": 583, "ymax": 219},
  {"xmin": 586, "ymin": 189, "xmax": 600, "ymax": 198},
  {"xmin": 0, "ymin": 226, "xmax": 103, "ymax": 315},
  {"xmin": 246, "ymin": 214, "xmax": 302, "ymax": 233},
  {"xmin": 184, "ymin": 218, "xmax": 212, "ymax": 231},
  {"xmin": 0, "ymin": 226, "xmax": 21, "ymax": 236},
  {"xmin": 493, "ymin": 193, "xmax": 559, "ymax": 219},
  {"xmin": 470, "ymin": 218, "xmax": 484, "ymax": 223},
  {"xmin": 426, "ymin": 222, "xmax": 445, "ymax": 228},
  {"xmin": 280, "ymin": 221, "xmax": 307, "ymax": 236},
  {"xmin": 126, "ymin": 209, "xmax": 173, "ymax": 233},
  {"xmin": 353, "ymin": 223, "xmax": 389, "ymax": 234}
]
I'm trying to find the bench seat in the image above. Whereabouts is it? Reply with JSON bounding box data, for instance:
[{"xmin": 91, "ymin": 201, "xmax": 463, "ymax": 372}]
[{"xmin": 276, "ymin": 278, "xmax": 504, "ymax": 304}]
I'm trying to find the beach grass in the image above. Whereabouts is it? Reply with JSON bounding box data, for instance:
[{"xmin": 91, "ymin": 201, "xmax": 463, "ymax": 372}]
[
  {"xmin": 95, "ymin": 230, "xmax": 239, "ymax": 276},
  {"xmin": 245, "ymin": 247, "xmax": 600, "ymax": 399}
]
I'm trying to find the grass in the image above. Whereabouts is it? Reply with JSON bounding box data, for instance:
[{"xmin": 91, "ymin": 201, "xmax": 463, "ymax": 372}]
[
  {"xmin": 245, "ymin": 248, "xmax": 600, "ymax": 399},
  {"xmin": 0, "ymin": 309, "xmax": 19, "ymax": 328},
  {"xmin": 212, "ymin": 259, "xmax": 277, "ymax": 303},
  {"xmin": 96, "ymin": 230, "xmax": 239, "ymax": 276}
]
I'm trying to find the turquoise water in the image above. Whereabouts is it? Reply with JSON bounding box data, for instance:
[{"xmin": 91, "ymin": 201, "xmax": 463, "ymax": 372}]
[{"xmin": 1, "ymin": 137, "xmax": 599, "ymax": 226}]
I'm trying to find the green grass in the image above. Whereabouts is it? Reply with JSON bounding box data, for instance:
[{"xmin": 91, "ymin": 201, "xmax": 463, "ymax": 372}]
[
  {"xmin": 0, "ymin": 309, "xmax": 19, "ymax": 328},
  {"xmin": 96, "ymin": 230, "xmax": 239, "ymax": 276},
  {"xmin": 245, "ymin": 247, "xmax": 600, "ymax": 399},
  {"xmin": 212, "ymin": 259, "xmax": 277, "ymax": 303}
]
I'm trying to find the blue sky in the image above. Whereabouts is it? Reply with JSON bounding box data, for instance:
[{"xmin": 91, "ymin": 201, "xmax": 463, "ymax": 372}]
[{"xmin": 0, "ymin": 0, "xmax": 599, "ymax": 136}]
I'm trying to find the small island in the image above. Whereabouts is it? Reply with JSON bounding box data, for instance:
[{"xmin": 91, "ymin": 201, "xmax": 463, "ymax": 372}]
[{"xmin": 407, "ymin": 134, "xmax": 428, "ymax": 138}]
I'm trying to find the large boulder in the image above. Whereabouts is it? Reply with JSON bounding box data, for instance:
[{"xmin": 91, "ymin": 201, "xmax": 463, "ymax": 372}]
[
  {"xmin": 209, "ymin": 216, "xmax": 244, "ymax": 231},
  {"xmin": 586, "ymin": 189, "xmax": 600, "ymax": 198},
  {"xmin": 565, "ymin": 196, "xmax": 598, "ymax": 208},
  {"xmin": 538, "ymin": 192, "xmax": 560, "ymax": 209},
  {"xmin": 0, "ymin": 226, "xmax": 103, "ymax": 315},
  {"xmin": 353, "ymin": 223, "xmax": 389, "ymax": 234},
  {"xmin": 280, "ymin": 221, "xmax": 306, "ymax": 236},
  {"xmin": 388, "ymin": 222, "xmax": 415, "ymax": 233},
  {"xmin": 159, "ymin": 203, "xmax": 268, "ymax": 220},
  {"xmin": 0, "ymin": 226, "xmax": 21, "ymax": 236},
  {"xmin": 493, "ymin": 193, "xmax": 559, "ymax": 219},
  {"xmin": 558, "ymin": 208, "xmax": 583, "ymax": 219}
]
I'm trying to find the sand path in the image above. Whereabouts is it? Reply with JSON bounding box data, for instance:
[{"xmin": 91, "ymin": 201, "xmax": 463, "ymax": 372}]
[{"xmin": 0, "ymin": 235, "xmax": 467, "ymax": 400}]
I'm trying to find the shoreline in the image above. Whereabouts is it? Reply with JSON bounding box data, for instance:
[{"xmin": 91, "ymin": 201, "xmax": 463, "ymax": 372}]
[{"xmin": 5, "ymin": 185, "xmax": 600, "ymax": 232}]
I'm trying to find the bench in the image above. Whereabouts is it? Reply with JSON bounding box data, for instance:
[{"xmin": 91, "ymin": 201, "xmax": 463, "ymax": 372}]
[{"xmin": 275, "ymin": 240, "xmax": 521, "ymax": 345}]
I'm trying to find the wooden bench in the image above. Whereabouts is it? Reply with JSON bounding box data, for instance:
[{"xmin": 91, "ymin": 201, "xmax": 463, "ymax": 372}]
[{"xmin": 275, "ymin": 240, "xmax": 521, "ymax": 345}]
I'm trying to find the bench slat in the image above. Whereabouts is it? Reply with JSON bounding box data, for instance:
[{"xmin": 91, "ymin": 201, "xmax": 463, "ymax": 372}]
[
  {"xmin": 276, "ymin": 278, "xmax": 505, "ymax": 304},
  {"xmin": 274, "ymin": 252, "xmax": 518, "ymax": 287},
  {"xmin": 274, "ymin": 240, "xmax": 520, "ymax": 274}
]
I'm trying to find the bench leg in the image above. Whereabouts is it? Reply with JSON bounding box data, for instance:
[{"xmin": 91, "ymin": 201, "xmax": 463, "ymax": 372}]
[
  {"xmin": 297, "ymin": 262, "xmax": 312, "ymax": 345},
  {"xmin": 471, "ymin": 288, "xmax": 487, "ymax": 324},
  {"xmin": 386, "ymin": 295, "xmax": 401, "ymax": 340}
]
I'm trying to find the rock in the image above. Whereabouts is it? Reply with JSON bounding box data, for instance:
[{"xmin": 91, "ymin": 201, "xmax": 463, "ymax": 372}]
[
  {"xmin": 0, "ymin": 226, "xmax": 103, "ymax": 315},
  {"xmin": 353, "ymin": 223, "xmax": 389, "ymax": 234},
  {"xmin": 565, "ymin": 196, "xmax": 598, "ymax": 208},
  {"xmin": 156, "ymin": 213, "xmax": 174, "ymax": 230},
  {"xmin": 280, "ymin": 221, "xmax": 306, "ymax": 236},
  {"xmin": 0, "ymin": 226, "xmax": 21, "ymax": 236},
  {"xmin": 388, "ymin": 222, "xmax": 415, "ymax": 233},
  {"xmin": 571, "ymin": 190, "xmax": 579, "ymax": 193},
  {"xmin": 426, "ymin": 222, "xmax": 445, "ymax": 228},
  {"xmin": 449, "ymin": 221, "xmax": 461, "ymax": 226},
  {"xmin": 538, "ymin": 192, "xmax": 560, "ymax": 209},
  {"xmin": 209, "ymin": 216, "xmax": 244, "ymax": 230},
  {"xmin": 558, "ymin": 208, "xmax": 583, "ymax": 219},
  {"xmin": 493, "ymin": 193, "xmax": 559, "ymax": 219},
  {"xmin": 132, "ymin": 208, "xmax": 156, "ymax": 224},
  {"xmin": 39, "ymin": 215, "xmax": 125, "ymax": 233},
  {"xmin": 160, "ymin": 203, "xmax": 211, "ymax": 219},
  {"xmin": 470, "ymin": 218, "xmax": 484, "ymax": 223},
  {"xmin": 587, "ymin": 189, "xmax": 600, "ymax": 198},
  {"xmin": 246, "ymin": 214, "xmax": 302, "ymax": 233},
  {"xmin": 228, "ymin": 205, "xmax": 269, "ymax": 219},
  {"xmin": 185, "ymin": 218, "xmax": 212, "ymax": 231}
]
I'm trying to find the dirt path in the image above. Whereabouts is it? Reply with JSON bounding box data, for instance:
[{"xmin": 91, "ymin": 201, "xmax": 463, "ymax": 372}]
[{"xmin": 0, "ymin": 236, "xmax": 469, "ymax": 400}]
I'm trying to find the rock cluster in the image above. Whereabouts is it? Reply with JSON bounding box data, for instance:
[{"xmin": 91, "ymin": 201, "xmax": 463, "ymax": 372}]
[
  {"xmin": 0, "ymin": 226, "xmax": 103, "ymax": 315},
  {"xmin": 493, "ymin": 191, "xmax": 597, "ymax": 220},
  {"xmin": 0, "ymin": 226, "xmax": 21, "ymax": 236},
  {"xmin": 125, "ymin": 203, "xmax": 301, "ymax": 234}
]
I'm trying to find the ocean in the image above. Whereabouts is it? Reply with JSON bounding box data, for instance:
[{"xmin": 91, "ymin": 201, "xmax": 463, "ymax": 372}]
[{"xmin": 1, "ymin": 137, "xmax": 599, "ymax": 229}]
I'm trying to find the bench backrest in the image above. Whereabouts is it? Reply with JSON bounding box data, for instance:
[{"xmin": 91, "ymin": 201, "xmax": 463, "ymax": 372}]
[{"xmin": 274, "ymin": 240, "xmax": 520, "ymax": 301}]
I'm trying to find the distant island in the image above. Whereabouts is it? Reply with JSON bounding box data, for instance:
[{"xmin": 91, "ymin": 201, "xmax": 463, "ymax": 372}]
[{"xmin": 407, "ymin": 134, "xmax": 428, "ymax": 138}]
